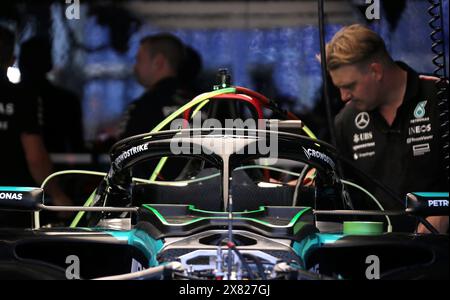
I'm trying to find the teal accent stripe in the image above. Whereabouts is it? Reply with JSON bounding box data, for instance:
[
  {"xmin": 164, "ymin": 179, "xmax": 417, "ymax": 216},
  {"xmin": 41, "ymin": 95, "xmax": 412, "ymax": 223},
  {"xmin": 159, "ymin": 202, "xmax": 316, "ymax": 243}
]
[
  {"xmin": 414, "ymin": 192, "xmax": 449, "ymax": 197},
  {"xmin": 0, "ymin": 186, "xmax": 38, "ymax": 192},
  {"xmin": 317, "ymin": 233, "xmax": 343, "ymax": 244},
  {"xmin": 292, "ymin": 233, "xmax": 343, "ymax": 262},
  {"xmin": 104, "ymin": 230, "xmax": 130, "ymax": 241},
  {"xmin": 105, "ymin": 229, "xmax": 163, "ymax": 267}
]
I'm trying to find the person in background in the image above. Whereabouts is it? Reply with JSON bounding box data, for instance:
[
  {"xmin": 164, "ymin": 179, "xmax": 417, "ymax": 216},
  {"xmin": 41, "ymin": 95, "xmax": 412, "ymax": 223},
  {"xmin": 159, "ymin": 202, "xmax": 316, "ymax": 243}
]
[
  {"xmin": 177, "ymin": 45, "xmax": 203, "ymax": 100},
  {"xmin": 118, "ymin": 33, "xmax": 185, "ymax": 139},
  {"xmin": 0, "ymin": 26, "xmax": 72, "ymax": 227},
  {"xmin": 327, "ymin": 24, "xmax": 448, "ymax": 233},
  {"xmin": 18, "ymin": 36, "xmax": 85, "ymax": 153},
  {"xmin": 117, "ymin": 33, "xmax": 186, "ymax": 180}
]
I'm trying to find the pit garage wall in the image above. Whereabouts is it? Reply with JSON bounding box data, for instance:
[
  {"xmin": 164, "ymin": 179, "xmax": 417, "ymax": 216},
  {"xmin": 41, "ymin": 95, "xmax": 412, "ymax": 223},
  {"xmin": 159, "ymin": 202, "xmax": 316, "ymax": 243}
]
[{"xmin": 37, "ymin": 0, "xmax": 450, "ymax": 142}]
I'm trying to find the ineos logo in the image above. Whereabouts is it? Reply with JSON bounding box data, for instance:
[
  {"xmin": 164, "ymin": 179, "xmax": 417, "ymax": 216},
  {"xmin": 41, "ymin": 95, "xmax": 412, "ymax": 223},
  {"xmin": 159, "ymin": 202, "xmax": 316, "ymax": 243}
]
[{"xmin": 355, "ymin": 112, "xmax": 370, "ymax": 130}]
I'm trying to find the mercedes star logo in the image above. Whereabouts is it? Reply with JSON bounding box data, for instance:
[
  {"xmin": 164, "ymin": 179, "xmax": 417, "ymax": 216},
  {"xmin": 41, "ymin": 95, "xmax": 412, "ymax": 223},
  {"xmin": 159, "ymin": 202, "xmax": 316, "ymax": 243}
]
[{"xmin": 355, "ymin": 112, "xmax": 370, "ymax": 130}]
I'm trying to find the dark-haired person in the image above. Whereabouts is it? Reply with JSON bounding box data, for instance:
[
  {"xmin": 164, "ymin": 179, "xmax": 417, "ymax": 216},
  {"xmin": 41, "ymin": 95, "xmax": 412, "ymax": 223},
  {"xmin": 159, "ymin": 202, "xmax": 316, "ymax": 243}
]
[
  {"xmin": 118, "ymin": 33, "xmax": 187, "ymax": 180},
  {"xmin": 119, "ymin": 33, "xmax": 185, "ymax": 139},
  {"xmin": 327, "ymin": 24, "xmax": 448, "ymax": 233},
  {"xmin": 18, "ymin": 36, "xmax": 84, "ymax": 153},
  {"xmin": 0, "ymin": 26, "xmax": 72, "ymax": 227}
]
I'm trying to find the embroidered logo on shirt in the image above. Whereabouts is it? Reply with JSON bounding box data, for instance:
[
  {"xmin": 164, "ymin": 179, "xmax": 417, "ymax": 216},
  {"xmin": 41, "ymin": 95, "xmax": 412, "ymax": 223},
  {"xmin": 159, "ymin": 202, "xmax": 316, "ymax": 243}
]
[
  {"xmin": 414, "ymin": 101, "xmax": 427, "ymax": 119},
  {"xmin": 0, "ymin": 102, "xmax": 14, "ymax": 115},
  {"xmin": 412, "ymin": 143, "xmax": 430, "ymax": 156},
  {"xmin": 355, "ymin": 112, "xmax": 370, "ymax": 130},
  {"xmin": 353, "ymin": 151, "xmax": 375, "ymax": 160},
  {"xmin": 353, "ymin": 132, "xmax": 373, "ymax": 144}
]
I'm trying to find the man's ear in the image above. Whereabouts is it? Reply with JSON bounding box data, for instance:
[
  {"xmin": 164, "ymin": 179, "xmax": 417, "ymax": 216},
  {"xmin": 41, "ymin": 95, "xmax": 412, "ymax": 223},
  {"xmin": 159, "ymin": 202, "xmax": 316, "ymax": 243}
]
[{"xmin": 369, "ymin": 62, "xmax": 383, "ymax": 81}]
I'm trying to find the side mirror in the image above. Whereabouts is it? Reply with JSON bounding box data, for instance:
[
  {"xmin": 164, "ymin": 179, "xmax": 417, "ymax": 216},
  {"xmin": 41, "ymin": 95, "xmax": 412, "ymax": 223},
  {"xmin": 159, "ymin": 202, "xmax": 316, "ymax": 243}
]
[
  {"xmin": 0, "ymin": 187, "xmax": 43, "ymax": 211},
  {"xmin": 406, "ymin": 192, "xmax": 449, "ymax": 216}
]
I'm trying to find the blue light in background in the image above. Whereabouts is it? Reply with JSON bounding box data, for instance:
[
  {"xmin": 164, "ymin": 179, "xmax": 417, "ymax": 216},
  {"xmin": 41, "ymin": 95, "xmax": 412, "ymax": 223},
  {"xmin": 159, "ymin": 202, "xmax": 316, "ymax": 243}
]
[{"xmin": 72, "ymin": 0, "xmax": 448, "ymax": 142}]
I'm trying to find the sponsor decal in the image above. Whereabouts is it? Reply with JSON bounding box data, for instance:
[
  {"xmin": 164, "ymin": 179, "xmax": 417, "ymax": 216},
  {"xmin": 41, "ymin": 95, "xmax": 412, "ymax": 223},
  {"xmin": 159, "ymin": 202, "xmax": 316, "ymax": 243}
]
[
  {"xmin": 303, "ymin": 147, "xmax": 335, "ymax": 169},
  {"xmin": 353, "ymin": 132, "xmax": 373, "ymax": 144},
  {"xmin": 407, "ymin": 135, "xmax": 433, "ymax": 144},
  {"xmin": 414, "ymin": 100, "xmax": 427, "ymax": 119},
  {"xmin": 427, "ymin": 199, "xmax": 449, "ymax": 207},
  {"xmin": 352, "ymin": 142, "xmax": 375, "ymax": 151},
  {"xmin": 0, "ymin": 121, "xmax": 8, "ymax": 130},
  {"xmin": 412, "ymin": 143, "xmax": 430, "ymax": 157},
  {"xmin": 353, "ymin": 151, "xmax": 375, "ymax": 160},
  {"xmin": 0, "ymin": 102, "xmax": 14, "ymax": 115},
  {"xmin": 355, "ymin": 112, "xmax": 370, "ymax": 130},
  {"xmin": 114, "ymin": 143, "xmax": 149, "ymax": 166},
  {"xmin": 0, "ymin": 192, "xmax": 23, "ymax": 200},
  {"xmin": 410, "ymin": 117, "xmax": 430, "ymax": 124},
  {"xmin": 409, "ymin": 124, "xmax": 431, "ymax": 135}
]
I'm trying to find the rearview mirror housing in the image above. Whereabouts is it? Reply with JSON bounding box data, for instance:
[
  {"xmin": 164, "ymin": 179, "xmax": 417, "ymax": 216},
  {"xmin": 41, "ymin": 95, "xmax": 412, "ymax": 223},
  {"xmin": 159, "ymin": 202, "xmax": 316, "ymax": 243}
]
[{"xmin": 406, "ymin": 192, "xmax": 449, "ymax": 216}]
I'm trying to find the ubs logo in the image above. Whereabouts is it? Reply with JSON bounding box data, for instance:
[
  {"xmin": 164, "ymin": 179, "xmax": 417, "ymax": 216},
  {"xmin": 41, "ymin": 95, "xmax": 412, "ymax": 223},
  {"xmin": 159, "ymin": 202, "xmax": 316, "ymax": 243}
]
[{"xmin": 353, "ymin": 132, "xmax": 373, "ymax": 144}]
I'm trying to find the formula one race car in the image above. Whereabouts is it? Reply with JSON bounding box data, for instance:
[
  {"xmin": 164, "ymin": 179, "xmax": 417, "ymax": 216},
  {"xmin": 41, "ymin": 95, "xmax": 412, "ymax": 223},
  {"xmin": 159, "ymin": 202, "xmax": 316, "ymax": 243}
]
[{"xmin": 0, "ymin": 84, "xmax": 448, "ymax": 280}]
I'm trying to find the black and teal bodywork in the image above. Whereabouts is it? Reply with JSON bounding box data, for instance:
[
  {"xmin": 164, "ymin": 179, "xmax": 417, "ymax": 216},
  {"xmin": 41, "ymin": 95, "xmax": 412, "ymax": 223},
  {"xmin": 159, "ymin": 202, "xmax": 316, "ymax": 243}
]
[{"xmin": 0, "ymin": 128, "xmax": 447, "ymax": 279}]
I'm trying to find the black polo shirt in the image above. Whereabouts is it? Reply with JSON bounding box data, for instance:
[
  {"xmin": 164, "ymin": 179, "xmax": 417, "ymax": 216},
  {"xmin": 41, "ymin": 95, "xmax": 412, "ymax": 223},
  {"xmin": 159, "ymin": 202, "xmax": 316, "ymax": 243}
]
[
  {"xmin": 334, "ymin": 62, "xmax": 447, "ymax": 230},
  {"xmin": 119, "ymin": 77, "xmax": 179, "ymax": 139},
  {"xmin": 1, "ymin": 73, "xmax": 42, "ymax": 228},
  {"xmin": 18, "ymin": 78, "xmax": 85, "ymax": 153},
  {"xmin": 118, "ymin": 77, "xmax": 183, "ymax": 179},
  {"xmin": 0, "ymin": 73, "xmax": 40, "ymax": 187}
]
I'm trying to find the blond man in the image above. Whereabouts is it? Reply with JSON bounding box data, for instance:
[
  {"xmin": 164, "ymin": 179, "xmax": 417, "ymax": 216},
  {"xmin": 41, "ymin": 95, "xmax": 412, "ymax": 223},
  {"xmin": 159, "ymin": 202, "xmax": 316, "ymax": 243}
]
[{"xmin": 328, "ymin": 24, "xmax": 448, "ymax": 233}]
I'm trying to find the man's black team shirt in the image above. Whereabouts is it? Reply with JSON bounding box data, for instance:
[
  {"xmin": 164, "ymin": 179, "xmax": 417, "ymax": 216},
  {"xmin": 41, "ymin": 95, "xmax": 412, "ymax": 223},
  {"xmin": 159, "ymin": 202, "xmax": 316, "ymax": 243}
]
[
  {"xmin": 334, "ymin": 62, "xmax": 447, "ymax": 231},
  {"xmin": 119, "ymin": 77, "xmax": 183, "ymax": 179},
  {"xmin": 18, "ymin": 78, "xmax": 84, "ymax": 153},
  {"xmin": 1, "ymin": 73, "xmax": 41, "ymax": 228},
  {"xmin": 0, "ymin": 73, "xmax": 40, "ymax": 186},
  {"xmin": 120, "ymin": 77, "xmax": 179, "ymax": 139}
]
